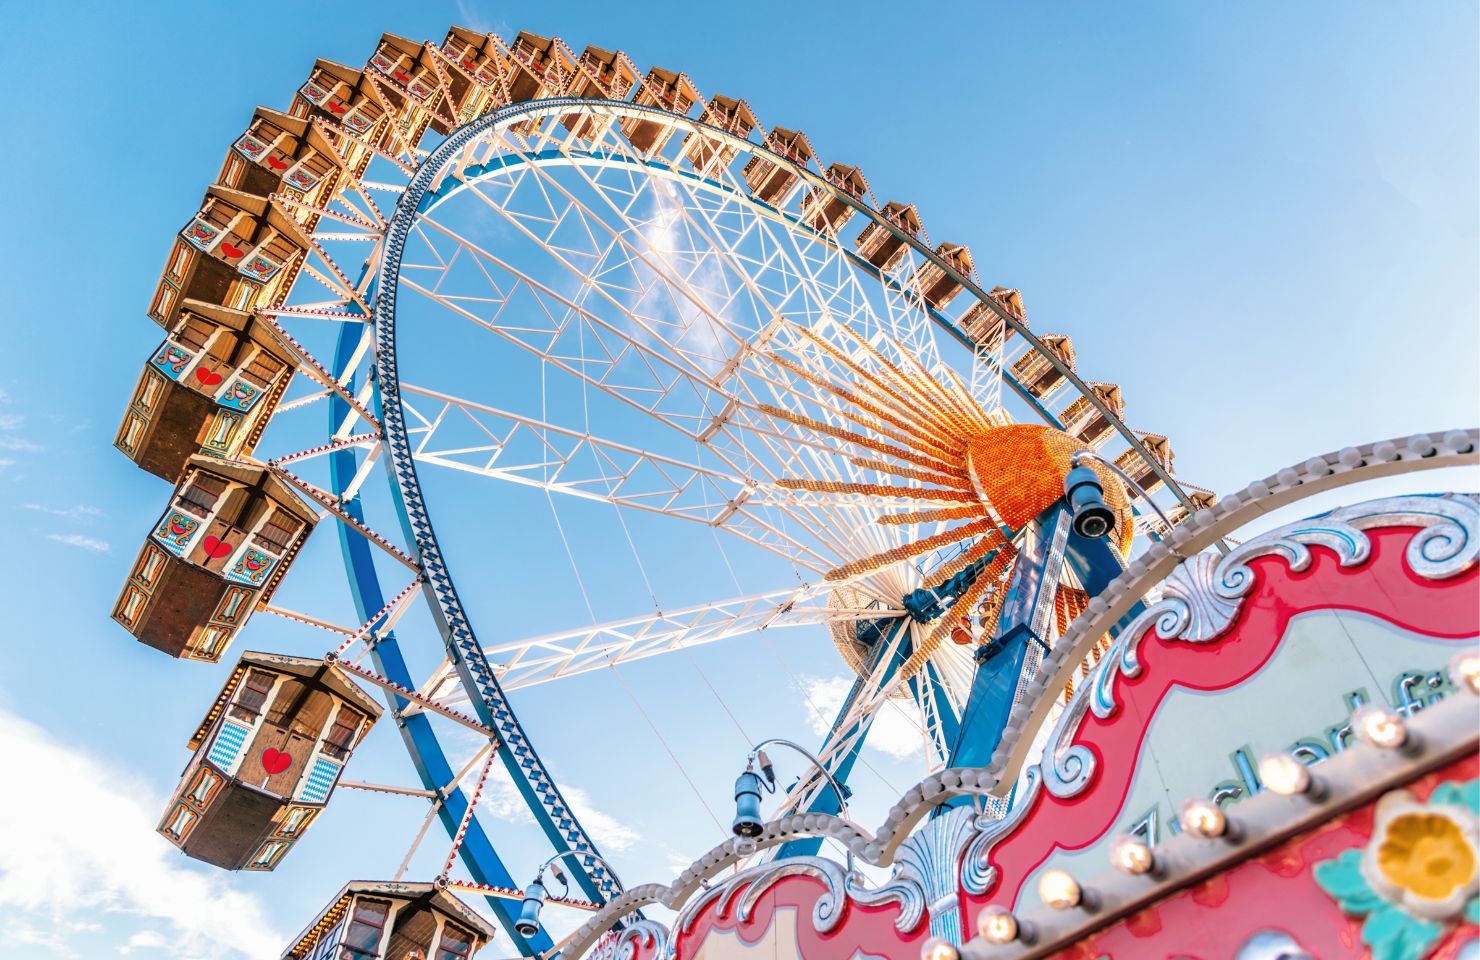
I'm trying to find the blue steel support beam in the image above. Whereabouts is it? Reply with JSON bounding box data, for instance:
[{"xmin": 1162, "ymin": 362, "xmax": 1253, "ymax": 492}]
[
  {"xmin": 329, "ymin": 330, "xmax": 551, "ymax": 954},
  {"xmin": 947, "ymin": 505, "xmax": 1072, "ymax": 771}
]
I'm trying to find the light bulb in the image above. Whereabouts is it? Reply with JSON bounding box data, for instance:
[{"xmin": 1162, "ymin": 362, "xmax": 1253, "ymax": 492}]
[
  {"xmin": 1259, "ymin": 753, "xmax": 1312, "ymax": 796},
  {"xmin": 1111, "ymin": 835, "xmax": 1154, "ymax": 875},
  {"xmin": 1037, "ymin": 868, "xmax": 1081, "ymax": 910},
  {"xmin": 976, "ymin": 906, "xmax": 1018, "ymax": 944},
  {"xmin": 1179, "ymin": 798, "xmax": 1227, "ymax": 838},
  {"xmin": 1448, "ymin": 650, "xmax": 1480, "ymax": 695},
  {"xmin": 920, "ymin": 936, "xmax": 959, "ymax": 960},
  {"xmin": 732, "ymin": 835, "xmax": 757, "ymax": 857},
  {"xmin": 1352, "ymin": 704, "xmax": 1407, "ymax": 749}
]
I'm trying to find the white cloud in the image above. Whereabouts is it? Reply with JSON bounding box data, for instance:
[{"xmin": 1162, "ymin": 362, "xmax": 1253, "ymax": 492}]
[
  {"xmin": 800, "ymin": 675, "xmax": 928, "ymax": 761},
  {"xmin": 0, "ymin": 435, "xmax": 41, "ymax": 453},
  {"xmin": 25, "ymin": 503, "xmax": 104, "ymax": 520},
  {"xmin": 0, "ymin": 458, "xmax": 14, "ymax": 470},
  {"xmin": 47, "ymin": 533, "xmax": 111, "ymax": 554},
  {"xmin": 121, "ymin": 929, "xmax": 171, "ymax": 954},
  {"xmin": 0, "ymin": 707, "xmax": 285, "ymax": 959},
  {"xmin": 477, "ymin": 767, "xmax": 640, "ymax": 852}
]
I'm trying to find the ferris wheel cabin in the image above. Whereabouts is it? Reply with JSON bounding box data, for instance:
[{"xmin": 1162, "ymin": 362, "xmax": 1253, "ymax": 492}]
[
  {"xmin": 855, "ymin": 201, "xmax": 925, "ymax": 273},
  {"xmin": 115, "ymin": 302, "xmax": 295, "ymax": 480},
  {"xmin": 910, "ymin": 241, "xmax": 976, "ymax": 310},
  {"xmin": 562, "ymin": 46, "xmax": 639, "ymax": 141},
  {"xmin": 148, "ymin": 186, "xmax": 305, "ymax": 332},
  {"xmin": 220, "ymin": 107, "xmax": 345, "ymax": 209},
  {"xmin": 1010, "ymin": 332, "xmax": 1077, "ymax": 398},
  {"xmin": 290, "ymin": 60, "xmax": 392, "ymax": 165},
  {"xmin": 365, "ymin": 33, "xmax": 463, "ymax": 138},
  {"xmin": 624, "ymin": 66, "xmax": 702, "ymax": 155},
  {"xmin": 283, "ymin": 882, "xmax": 497, "ymax": 960},
  {"xmin": 800, "ymin": 162, "xmax": 869, "ymax": 236},
  {"xmin": 1058, "ymin": 381, "xmax": 1127, "ymax": 448},
  {"xmin": 506, "ymin": 32, "xmax": 576, "ymax": 104},
  {"xmin": 158, "ymin": 652, "xmax": 381, "ymax": 871},
  {"xmin": 113, "ymin": 456, "xmax": 317, "ymax": 662},
  {"xmin": 681, "ymin": 94, "xmax": 759, "ymax": 177},
  {"xmin": 742, "ymin": 126, "xmax": 815, "ymax": 206},
  {"xmin": 441, "ymin": 27, "xmax": 517, "ymax": 125},
  {"xmin": 958, "ymin": 286, "xmax": 1028, "ymax": 348},
  {"xmin": 1113, "ymin": 432, "xmax": 1176, "ymax": 493}
]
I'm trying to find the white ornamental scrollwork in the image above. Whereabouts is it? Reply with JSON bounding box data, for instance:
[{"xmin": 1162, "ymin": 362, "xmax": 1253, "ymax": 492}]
[
  {"xmin": 668, "ymin": 855, "xmax": 923, "ymax": 959},
  {"xmin": 615, "ymin": 920, "xmax": 670, "ymax": 960},
  {"xmin": 1089, "ymin": 494, "xmax": 1478, "ymax": 720}
]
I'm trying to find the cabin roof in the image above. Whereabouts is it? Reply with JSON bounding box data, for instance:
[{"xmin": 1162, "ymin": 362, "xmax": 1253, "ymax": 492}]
[
  {"xmin": 1090, "ymin": 381, "xmax": 1124, "ymax": 410},
  {"xmin": 1039, "ymin": 333, "xmax": 1077, "ymax": 368},
  {"xmin": 879, "ymin": 201, "xmax": 924, "ymax": 237},
  {"xmin": 378, "ymin": 32, "xmax": 425, "ymax": 62},
  {"xmin": 705, "ymin": 94, "xmax": 758, "ymax": 132},
  {"xmin": 644, "ymin": 65, "xmax": 701, "ymax": 103},
  {"xmin": 987, "ymin": 286, "xmax": 1026, "ymax": 319},
  {"xmin": 766, "ymin": 126, "xmax": 815, "ymax": 162},
  {"xmin": 933, "ymin": 241, "xmax": 974, "ymax": 276},
  {"xmin": 309, "ymin": 58, "xmax": 364, "ymax": 89},
  {"xmin": 189, "ymin": 651, "xmax": 383, "ymax": 750},
  {"xmin": 282, "ymin": 881, "xmax": 498, "ymax": 958},
  {"xmin": 826, "ymin": 162, "xmax": 870, "ymax": 198},
  {"xmin": 249, "ymin": 106, "xmax": 308, "ymax": 140},
  {"xmin": 181, "ymin": 454, "xmax": 320, "ymax": 527}
]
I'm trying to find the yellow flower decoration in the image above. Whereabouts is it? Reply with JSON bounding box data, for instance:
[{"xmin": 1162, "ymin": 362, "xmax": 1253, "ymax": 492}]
[
  {"xmin": 1375, "ymin": 812, "xmax": 1477, "ymax": 902},
  {"xmin": 1361, "ymin": 788, "xmax": 1480, "ymax": 921}
]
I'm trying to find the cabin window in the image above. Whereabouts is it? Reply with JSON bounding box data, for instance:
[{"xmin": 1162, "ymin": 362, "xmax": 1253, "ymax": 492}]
[
  {"xmin": 267, "ymin": 679, "xmax": 307, "ymax": 727},
  {"xmin": 231, "ymin": 669, "xmax": 275, "ymax": 721},
  {"xmin": 342, "ymin": 899, "xmax": 391, "ymax": 958},
  {"xmin": 254, "ymin": 513, "xmax": 300, "ymax": 554},
  {"xmin": 177, "ymin": 474, "xmax": 227, "ymax": 518},
  {"xmin": 435, "ymin": 924, "xmax": 474, "ymax": 960},
  {"xmin": 175, "ymin": 314, "xmax": 216, "ymax": 351},
  {"xmin": 321, "ymin": 711, "xmax": 362, "ymax": 760}
]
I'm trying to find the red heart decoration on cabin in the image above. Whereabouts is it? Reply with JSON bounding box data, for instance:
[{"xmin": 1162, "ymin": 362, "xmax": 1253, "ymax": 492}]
[
  {"xmin": 201, "ymin": 535, "xmax": 233, "ymax": 559},
  {"xmin": 194, "ymin": 367, "xmax": 223, "ymax": 386},
  {"xmin": 267, "ymin": 156, "xmax": 288, "ymax": 171},
  {"xmin": 219, "ymin": 242, "xmax": 244, "ymax": 259},
  {"xmin": 261, "ymin": 748, "xmax": 292, "ymax": 775},
  {"xmin": 393, "ymin": 70, "xmax": 409, "ymax": 82},
  {"xmin": 328, "ymin": 101, "xmax": 347, "ymax": 114}
]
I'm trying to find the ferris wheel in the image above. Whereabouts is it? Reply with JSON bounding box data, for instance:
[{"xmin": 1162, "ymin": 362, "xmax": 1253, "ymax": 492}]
[{"xmin": 109, "ymin": 25, "xmax": 1217, "ymax": 957}]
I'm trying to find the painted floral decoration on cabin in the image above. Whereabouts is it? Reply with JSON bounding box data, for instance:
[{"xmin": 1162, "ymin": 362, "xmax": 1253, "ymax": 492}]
[{"xmin": 1314, "ymin": 778, "xmax": 1480, "ymax": 960}]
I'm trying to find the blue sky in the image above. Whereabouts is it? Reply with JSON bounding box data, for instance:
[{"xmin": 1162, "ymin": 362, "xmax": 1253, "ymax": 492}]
[{"xmin": 0, "ymin": 2, "xmax": 1475, "ymax": 958}]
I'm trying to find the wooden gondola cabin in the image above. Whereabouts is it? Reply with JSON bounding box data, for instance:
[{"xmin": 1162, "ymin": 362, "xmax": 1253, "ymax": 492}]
[
  {"xmin": 159, "ymin": 652, "xmax": 381, "ymax": 871},
  {"xmin": 505, "ymin": 32, "xmax": 575, "ymax": 103},
  {"xmin": 741, "ymin": 126, "xmax": 814, "ymax": 207},
  {"xmin": 681, "ymin": 95, "xmax": 758, "ymax": 177},
  {"xmin": 290, "ymin": 60, "xmax": 390, "ymax": 168},
  {"xmin": 959, "ymin": 287, "xmax": 1028, "ymax": 348},
  {"xmin": 800, "ymin": 163, "xmax": 868, "ymax": 236},
  {"xmin": 910, "ymin": 241, "xmax": 975, "ymax": 310},
  {"xmin": 1058, "ymin": 381, "xmax": 1126, "ymax": 448},
  {"xmin": 561, "ymin": 46, "xmax": 639, "ymax": 141},
  {"xmin": 1165, "ymin": 488, "xmax": 1219, "ymax": 528},
  {"xmin": 1114, "ymin": 433, "xmax": 1175, "ymax": 495},
  {"xmin": 855, "ymin": 201, "xmax": 924, "ymax": 274},
  {"xmin": 441, "ymin": 26, "xmax": 514, "ymax": 124},
  {"xmin": 623, "ymin": 66, "xmax": 701, "ymax": 155},
  {"xmin": 220, "ymin": 107, "xmax": 344, "ymax": 212},
  {"xmin": 113, "ymin": 456, "xmax": 317, "ymax": 662},
  {"xmin": 1009, "ymin": 333, "xmax": 1077, "ymax": 399},
  {"xmin": 116, "ymin": 303, "xmax": 294, "ymax": 481},
  {"xmin": 367, "ymin": 33, "xmax": 466, "ymax": 139},
  {"xmin": 148, "ymin": 186, "xmax": 305, "ymax": 330},
  {"xmin": 283, "ymin": 882, "xmax": 497, "ymax": 960}
]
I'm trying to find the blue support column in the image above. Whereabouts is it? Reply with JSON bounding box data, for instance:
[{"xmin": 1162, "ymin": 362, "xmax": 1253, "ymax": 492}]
[
  {"xmin": 329, "ymin": 331, "xmax": 551, "ymax": 954},
  {"xmin": 947, "ymin": 505, "xmax": 1072, "ymax": 771}
]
